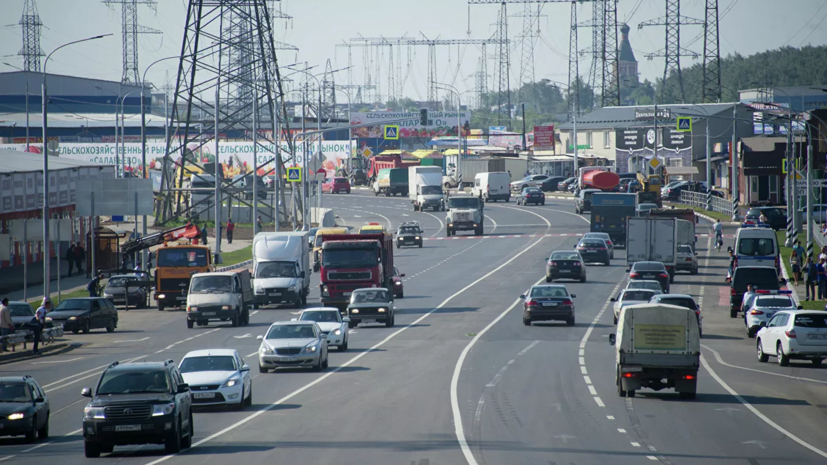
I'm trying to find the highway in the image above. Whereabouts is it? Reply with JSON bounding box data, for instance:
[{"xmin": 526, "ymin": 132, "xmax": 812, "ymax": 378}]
[{"xmin": 2, "ymin": 190, "xmax": 827, "ymax": 465}]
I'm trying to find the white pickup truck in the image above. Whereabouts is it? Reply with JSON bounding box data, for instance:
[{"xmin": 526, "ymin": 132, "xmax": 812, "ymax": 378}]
[{"xmin": 609, "ymin": 303, "xmax": 700, "ymax": 399}]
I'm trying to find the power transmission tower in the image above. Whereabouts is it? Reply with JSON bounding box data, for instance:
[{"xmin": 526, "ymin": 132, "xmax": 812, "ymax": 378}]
[
  {"xmin": 568, "ymin": 1, "xmax": 579, "ymax": 121},
  {"xmin": 103, "ymin": 0, "xmax": 162, "ymax": 84},
  {"xmin": 601, "ymin": 0, "xmax": 620, "ymax": 107},
  {"xmin": 639, "ymin": 0, "xmax": 702, "ymax": 103},
  {"xmin": 322, "ymin": 59, "xmax": 337, "ymax": 120},
  {"xmin": 158, "ymin": 0, "xmax": 291, "ymax": 224},
  {"xmin": 472, "ymin": 44, "xmax": 488, "ymax": 109},
  {"xmin": 512, "ymin": 4, "xmax": 545, "ymax": 109},
  {"xmin": 494, "ymin": 3, "xmax": 510, "ymax": 123},
  {"xmin": 578, "ymin": 0, "xmax": 604, "ymax": 107},
  {"xmin": 701, "ymin": 0, "xmax": 721, "ymax": 103},
  {"xmin": 18, "ymin": 0, "xmax": 44, "ymax": 73}
]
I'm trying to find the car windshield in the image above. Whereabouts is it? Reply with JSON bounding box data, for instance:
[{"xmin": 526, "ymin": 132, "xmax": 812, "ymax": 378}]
[
  {"xmin": 107, "ymin": 277, "xmax": 138, "ymax": 287},
  {"xmin": 97, "ymin": 370, "xmax": 170, "ymax": 395},
  {"xmin": 756, "ymin": 297, "xmax": 793, "ymax": 308},
  {"xmin": 622, "ymin": 290, "xmax": 654, "ymax": 301},
  {"xmin": 266, "ymin": 324, "xmax": 316, "ymax": 339},
  {"xmin": 659, "ymin": 297, "xmax": 697, "ymax": 309},
  {"xmin": 54, "ymin": 299, "xmax": 92, "ymax": 311},
  {"xmin": 627, "ymin": 281, "xmax": 662, "ymax": 292},
  {"xmin": 733, "ymin": 269, "xmax": 779, "ymax": 289},
  {"xmin": 300, "ymin": 311, "xmax": 341, "ymax": 323},
  {"xmin": 157, "ymin": 248, "xmax": 209, "ymax": 267},
  {"xmin": 794, "ymin": 314, "xmax": 827, "ymax": 328},
  {"xmin": 421, "ymin": 185, "xmax": 442, "ymax": 195},
  {"xmin": 179, "ymin": 356, "xmax": 236, "ymax": 373},
  {"xmin": 634, "ymin": 263, "xmax": 666, "ymax": 272},
  {"xmin": 738, "ymin": 238, "xmax": 775, "ymax": 256},
  {"xmin": 351, "ymin": 290, "xmax": 389, "ymax": 304},
  {"xmin": 448, "ymin": 198, "xmax": 480, "ymax": 209},
  {"xmin": 678, "ymin": 245, "xmax": 693, "ymax": 254},
  {"xmin": 551, "ymin": 252, "xmax": 580, "ymax": 260},
  {"xmin": 584, "ymin": 233, "xmax": 609, "ymax": 240},
  {"xmin": 322, "ymin": 248, "xmax": 379, "ymax": 269},
  {"xmin": 8, "ymin": 303, "xmax": 33, "ymax": 316},
  {"xmin": 189, "ymin": 276, "xmax": 233, "ymax": 293},
  {"xmin": 524, "ymin": 188, "xmax": 541, "ymax": 194},
  {"xmin": 360, "ymin": 228, "xmax": 384, "ymax": 235},
  {"xmin": 0, "ymin": 382, "xmax": 31, "ymax": 402},
  {"xmin": 530, "ymin": 287, "xmax": 568, "ymax": 298},
  {"xmin": 334, "ymin": 178, "xmax": 348, "ymax": 183},
  {"xmin": 257, "ymin": 261, "xmax": 297, "ymax": 278},
  {"xmin": 399, "ymin": 227, "xmax": 420, "ymax": 235}
]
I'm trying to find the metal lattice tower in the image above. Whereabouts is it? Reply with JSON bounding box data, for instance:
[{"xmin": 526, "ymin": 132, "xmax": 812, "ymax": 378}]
[
  {"xmin": 581, "ymin": 0, "xmax": 605, "ymax": 98},
  {"xmin": 639, "ymin": 0, "xmax": 702, "ymax": 103},
  {"xmin": 568, "ymin": 1, "xmax": 579, "ymax": 121},
  {"xmin": 18, "ymin": 0, "xmax": 44, "ymax": 73},
  {"xmin": 513, "ymin": 4, "xmax": 544, "ymax": 107},
  {"xmin": 103, "ymin": 0, "xmax": 162, "ymax": 84},
  {"xmin": 387, "ymin": 44, "xmax": 396, "ymax": 103},
  {"xmin": 158, "ymin": 0, "xmax": 291, "ymax": 223},
  {"xmin": 601, "ymin": 0, "xmax": 620, "ymax": 107},
  {"xmin": 473, "ymin": 43, "xmax": 488, "ymax": 109},
  {"xmin": 494, "ymin": 3, "xmax": 510, "ymax": 123},
  {"xmin": 701, "ymin": 0, "xmax": 721, "ymax": 103},
  {"xmin": 322, "ymin": 59, "xmax": 337, "ymax": 120}
]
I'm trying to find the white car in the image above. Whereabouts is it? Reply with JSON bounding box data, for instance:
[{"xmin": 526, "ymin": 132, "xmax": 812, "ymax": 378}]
[
  {"xmin": 257, "ymin": 321, "xmax": 329, "ymax": 373},
  {"xmin": 745, "ymin": 290, "xmax": 798, "ymax": 338},
  {"xmin": 610, "ymin": 289, "xmax": 657, "ymax": 325},
  {"xmin": 757, "ymin": 310, "xmax": 827, "ymax": 366},
  {"xmin": 625, "ymin": 280, "xmax": 664, "ymax": 294},
  {"xmin": 178, "ymin": 349, "xmax": 252, "ymax": 409},
  {"xmin": 294, "ymin": 307, "xmax": 350, "ymax": 351}
]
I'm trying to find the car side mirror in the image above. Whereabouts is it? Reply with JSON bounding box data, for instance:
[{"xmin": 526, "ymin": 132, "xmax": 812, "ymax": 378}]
[
  {"xmin": 240, "ymin": 365, "xmax": 250, "ymax": 372},
  {"xmin": 300, "ymin": 271, "xmax": 306, "ymax": 279},
  {"xmin": 624, "ymin": 269, "xmax": 630, "ymax": 273},
  {"xmin": 401, "ymin": 274, "xmax": 406, "ymax": 277},
  {"xmin": 519, "ymin": 294, "xmax": 526, "ymax": 299},
  {"xmin": 81, "ymin": 387, "xmax": 92, "ymax": 398},
  {"xmin": 610, "ymin": 297, "xmax": 616, "ymax": 302},
  {"xmin": 570, "ymin": 294, "xmax": 576, "ymax": 298},
  {"xmin": 178, "ymin": 384, "xmax": 190, "ymax": 393},
  {"xmin": 343, "ymin": 317, "xmax": 350, "ymax": 322},
  {"xmin": 256, "ymin": 335, "xmax": 264, "ymax": 340},
  {"xmin": 759, "ymin": 321, "xmax": 767, "ymax": 327},
  {"xmin": 797, "ymin": 305, "xmax": 804, "ymax": 310},
  {"xmin": 35, "ymin": 396, "xmax": 45, "ymax": 403},
  {"xmin": 609, "ymin": 334, "xmax": 616, "ymax": 346}
]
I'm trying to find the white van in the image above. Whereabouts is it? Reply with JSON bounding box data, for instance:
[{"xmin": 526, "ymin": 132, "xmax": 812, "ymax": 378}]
[
  {"xmin": 734, "ymin": 227, "xmax": 779, "ymax": 271},
  {"xmin": 472, "ymin": 172, "xmax": 511, "ymax": 202}
]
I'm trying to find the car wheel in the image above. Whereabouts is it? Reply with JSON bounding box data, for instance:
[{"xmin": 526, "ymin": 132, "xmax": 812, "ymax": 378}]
[
  {"xmin": 322, "ymin": 353, "xmax": 329, "ymax": 369},
  {"xmin": 181, "ymin": 414, "xmax": 193, "ymax": 448},
  {"xmin": 747, "ymin": 327, "xmax": 755, "ymax": 338},
  {"xmin": 730, "ymin": 308, "xmax": 738, "ymax": 318},
  {"xmin": 158, "ymin": 304, "xmax": 164, "ymax": 312},
  {"xmin": 545, "ymin": 276, "xmax": 552, "ymax": 283},
  {"xmin": 627, "ymin": 390, "xmax": 636, "ymax": 398},
  {"xmin": 106, "ymin": 319, "xmax": 115, "ymax": 333},
  {"xmin": 604, "ymin": 259, "xmax": 610, "ymax": 266},
  {"xmin": 25, "ymin": 416, "xmax": 37, "ymax": 442},
  {"xmin": 84, "ymin": 441, "xmax": 101, "ymax": 458},
  {"xmin": 72, "ymin": 328, "xmax": 79, "ymax": 334},
  {"xmin": 294, "ymin": 292, "xmax": 302, "ymax": 308},
  {"xmin": 231, "ymin": 314, "xmax": 240, "ymax": 327},
  {"xmin": 244, "ymin": 386, "xmax": 253, "ymax": 407},
  {"xmin": 580, "ymin": 274, "xmax": 586, "ymax": 283},
  {"xmin": 313, "ymin": 355, "xmax": 323, "ymax": 372},
  {"xmin": 613, "ymin": 315, "xmax": 618, "ymax": 325},
  {"xmin": 82, "ymin": 320, "xmax": 91, "ymax": 334},
  {"xmin": 165, "ymin": 420, "xmax": 182, "ymax": 454},
  {"xmin": 99, "ymin": 443, "xmax": 114, "ymax": 453},
  {"xmin": 419, "ymin": 243, "xmax": 423, "ymax": 248},
  {"xmin": 37, "ymin": 414, "xmax": 49, "ymax": 439},
  {"xmin": 567, "ymin": 317, "xmax": 575, "ymax": 326},
  {"xmin": 617, "ymin": 379, "xmax": 627, "ymax": 397},
  {"xmin": 777, "ymin": 343, "xmax": 790, "ymax": 366},
  {"xmin": 397, "ymin": 291, "xmax": 404, "ymax": 298},
  {"xmin": 348, "ymin": 320, "xmax": 356, "ymax": 329},
  {"xmin": 340, "ymin": 338, "xmax": 348, "ymax": 351},
  {"xmin": 386, "ymin": 313, "xmax": 394, "ymax": 328},
  {"xmin": 523, "ymin": 316, "xmax": 531, "ymax": 326},
  {"xmin": 259, "ymin": 364, "xmax": 268, "ymax": 373},
  {"xmin": 813, "ymin": 358, "xmax": 823, "ymax": 367},
  {"xmin": 757, "ymin": 339, "xmax": 769, "ymax": 362},
  {"xmin": 187, "ymin": 319, "xmax": 194, "ymax": 329},
  {"xmin": 301, "ymin": 291, "xmax": 307, "ymax": 306}
]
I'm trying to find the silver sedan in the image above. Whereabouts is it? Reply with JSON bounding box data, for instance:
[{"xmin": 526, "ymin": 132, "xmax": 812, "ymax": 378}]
[{"xmin": 257, "ymin": 321, "xmax": 329, "ymax": 372}]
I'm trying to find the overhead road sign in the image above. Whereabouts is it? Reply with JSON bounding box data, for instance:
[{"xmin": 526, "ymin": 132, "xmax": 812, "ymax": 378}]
[
  {"xmin": 677, "ymin": 117, "xmax": 692, "ymax": 132},
  {"xmin": 287, "ymin": 167, "xmax": 302, "ymax": 182},
  {"xmin": 384, "ymin": 125, "xmax": 399, "ymax": 140}
]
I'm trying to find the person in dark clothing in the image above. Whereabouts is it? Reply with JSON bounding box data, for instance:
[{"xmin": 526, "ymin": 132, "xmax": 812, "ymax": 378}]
[
  {"xmin": 257, "ymin": 216, "xmax": 263, "ymax": 232},
  {"xmin": 32, "ymin": 298, "xmax": 50, "ymax": 355},
  {"xmin": 227, "ymin": 218, "xmax": 235, "ymax": 244},
  {"xmin": 74, "ymin": 242, "xmax": 86, "ymax": 275},
  {"xmin": 65, "ymin": 244, "xmax": 76, "ymax": 276},
  {"xmin": 87, "ymin": 274, "xmax": 103, "ymax": 297},
  {"xmin": 804, "ymin": 256, "xmax": 818, "ymax": 301},
  {"xmin": 200, "ymin": 225, "xmax": 208, "ymax": 245}
]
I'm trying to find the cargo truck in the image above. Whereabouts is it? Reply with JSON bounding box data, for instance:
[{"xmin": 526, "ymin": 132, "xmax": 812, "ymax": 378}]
[
  {"xmin": 609, "ymin": 303, "xmax": 701, "ymax": 399},
  {"xmin": 186, "ymin": 269, "xmax": 254, "ymax": 328},
  {"xmin": 591, "ymin": 193, "xmax": 637, "ymax": 248},
  {"xmin": 319, "ymin": 233, "xmax": 394, "ymax": 310},
  {"xmin": 373, "ymin": 167, "xmax": 409, "ymax": 196},
  {"xmin": 648, "ymin": 208, "xmax": 697, "ymax": 250},
  {"xmin": 252, "ymin": 231, "xmax": 310, "ymax": 308},
  {"xmin": 443, "ymin": 158, "xmax": 506, "ymax": 189},
  {"xmin": 627, "ymin": 217, "xmax": 678, "ymax": 279},
  {"xmin": 409, "ymin": 166, "xmax": 445, "ymax": 211}
]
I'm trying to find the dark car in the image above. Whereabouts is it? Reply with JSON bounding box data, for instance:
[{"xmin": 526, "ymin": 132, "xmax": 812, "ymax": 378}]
[
  {"xmin": 103, "ymin": 275, "xmax": 150, "ymax": 308},
  {"xmin": 650, "ymin": 294, "xmax": 703, "ymax": 337},
  {"xmin": 743, "ymin": 207, "xmax": 786, "ymax": 230},
  {"xmin": 575, "ymin": 189, "xmax": 601, "ymax": 214},
  {"xmin": 391, "ymin": 267, "xmax": 406, "ymax": 298},
  {"xmin": 346, "ymin": 288, "xmax": 395, "ymax": 328},
  {"xmin": 576, "ymin": 238, "xmax": 610, "ymax": 265},
  {"xmin": 663, "ymin": 181, "xmax": 706, "ymax": 201},
  {"xmin": 0, "ymin": 376, "xmax": 50, "ymax": 441},
  {"xmin": 517, "ymin": 187, "xmax": 545, "ymax": 205},
  {"xmin": 546, "ymin": 250, "xmax": 586, "ymax": 282},
  {"xmin": 558, "ymin": 177, "xmax": 576, "ymax": 191},
  {"xmin": 730, "ymin": 266, "xmax": 784, "ymax": 318},
  {"xmin": 47, "ymin": 298, "xmax": 119, "ymax": 334},
  {"xmin": 396, "ymin": 222, "xmax": 423, "ymax": 248},
  {"xmin": 231, "ymin": 174, "xmax": 268, "ymax": 200},
  {"xmin": 521, "ymin": 284, "xmax": 577, "ymax": 326},
  {"xmin": 350, "ymin": 168, "xmax": 368, "ymax": 186},
  {"xmin": 540, "ymin": 176, "xmax": 567, "ymax": 192},
  {"xmin": 322, "ymin": 177, "xmax": 351, "ymax": 194},
  {"xmin": 81, "ymin": 360, "xmax": 193, "ymax": 457},
  {"xmin": 628, "ymin": 261, "xmax": 670, "ymax": 293}
]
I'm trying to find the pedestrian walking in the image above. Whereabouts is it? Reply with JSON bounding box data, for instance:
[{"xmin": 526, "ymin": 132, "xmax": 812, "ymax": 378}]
[
  {"xmin": 0, "ymin": 298, "xmax": 12, "ymax": 352},
  {"xmin": 790, "ymin": 251, "xmax": 801, "ymax": 286},
  {"xmin": 804, "ymin": 256, "xmax": 817, "ymax": 301},
  {"xmin": 200, "ymin": 224, "xmax": 208, "ymax": 245},
  {"xmin": 818, "ymin": 258, "xmax": 827, "ymax": 300},
  {"xmin": 32, "ymin": 298, "xmax": 50, "ymax": 355},
  {"xmin": 256, "ymin": 215, "xmax": 263, "ymax": 232},
  {"xmin": 227, "ymin": 218, "xmax": 235, "ymax": 244},
  {"xmin": 65, "ymin": 244, "xmax": 76, "ymax": 276},
  {"xmin": 820, "ymin": 246, "xmax": 827, "ymax": 263},
  {"xmin": 793, "ymin": 242, "xmax": 805, "ymax": 267},
  {"xmin": 74, "ymin": 242, "xmax": 86, "ymax": 275}
]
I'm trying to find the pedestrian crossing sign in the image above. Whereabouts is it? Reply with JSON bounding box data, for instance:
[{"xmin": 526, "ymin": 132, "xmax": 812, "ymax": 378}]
[
  {"xmin": 677, "ymin": 117, "xmax": 692, "ymax": 132},
  {"xmin": 287, "ymin": 167, "xmax": 302, "ymax": 182},
  {"xmin": 384, "ymin": 125, "xmax": 399, "ymax": 140}
]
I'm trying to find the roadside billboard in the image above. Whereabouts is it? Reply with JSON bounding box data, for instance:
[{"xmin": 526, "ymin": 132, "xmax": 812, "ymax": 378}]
[{"xmin": 349, "ymin": 111, "xmax": 471, "ymax": 139}]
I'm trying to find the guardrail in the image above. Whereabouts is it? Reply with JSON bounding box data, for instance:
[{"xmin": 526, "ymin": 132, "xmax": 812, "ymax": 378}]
[
  {"xmin": 216, "ymin": 260, "xmax": 253, "ymax": 272},
  {"xmin": 0, "ymin": 325, "xmax": 65, "ymax": 353},
  {"xmin": 679, "ymin": 191, "xmax": 734, "ymax": 217}
]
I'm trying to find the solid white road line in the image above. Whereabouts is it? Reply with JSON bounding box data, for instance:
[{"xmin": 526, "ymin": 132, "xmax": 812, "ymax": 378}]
[
  {"xmin": 702, "ymin": 344, "xmax": 827, "ymax": 385},
  {"xmin": 418, "ymin": 210, "xmax": 445, "ymax": 237},
  {"xmin": 700, "ymin": 354, "xmax": 827, "ymax": 459},
  {"xmin": 145, "ymin": 232, "xmax": 552, "ymax": 465},
  {"xmin": 488, "ymin": 205, "xmax": 552, "ymax": 229}
]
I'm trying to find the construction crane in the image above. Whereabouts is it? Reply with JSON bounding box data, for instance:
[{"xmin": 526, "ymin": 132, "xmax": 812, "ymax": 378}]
[{"xmin": 121, "ymin": 223, "xmax": 202, "ymax": 257}]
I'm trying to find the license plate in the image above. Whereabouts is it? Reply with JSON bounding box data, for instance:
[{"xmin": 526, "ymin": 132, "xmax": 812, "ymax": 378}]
[
  {"xmin": 280, "ymin": 357, "xmax": 298, "ymax": 362},
  {"xmin": 176, "ymin": 296, "xmax": 187, "ymax": 300},
  {"xmin": 202, "ymin": 312, "xmax": 215, "ymax": 316},
  {"xmin": 193, "ymin": 392, "xmax": 215, "ymax": 399},
  {"xmin": 644, "ymin": 274, "xmax": 655, "ymax": 279},
  {"xmin": 115, "ymin": 425, "xmax": 141, "ymax": 432},
  {"xmin": 587, "ymin": 250, "xmax": 596, "ymax": 253},
  {"xmin": 621, "ymin": 366, "xmax": 643, "ymax": 373},
  {"xmin": 810, "ymin": 334, "xmax": 827, "ymax": 340},
  {"xmin": 542, "ymin": 302, "xmax": 558, "ymax": 307},
  {"xmin": 269, "ymin": 292, "xmax": 281, "ymax": 296},
  {"xmin": 559, "ymin": 270, "xmax": 570, "ymax": 273}
]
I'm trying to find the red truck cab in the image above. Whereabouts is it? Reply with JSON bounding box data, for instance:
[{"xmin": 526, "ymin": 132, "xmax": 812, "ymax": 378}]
[{"xmin": 319, "ymin": 233, "xmax": 394, "ymax": 309}]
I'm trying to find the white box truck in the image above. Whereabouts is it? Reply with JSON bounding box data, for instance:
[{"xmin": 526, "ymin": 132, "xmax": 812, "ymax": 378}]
[
  {"xmin": 609, "ymin": 303, "xmax": 701, "ymax": 399},
  {"xmin": 252, "ymin": 231, "xmax": 310, "ymax": 308},
  {"xmin": 409, "ymin": 166, "xmax": 445, "ymax": 212},
  {"xmin": 626, "ymin": 217, "xmax": 677, "ymax": 278},
  {"xmin": 186, "ymin": 269, "xmax": 254, "ymax": 328}
]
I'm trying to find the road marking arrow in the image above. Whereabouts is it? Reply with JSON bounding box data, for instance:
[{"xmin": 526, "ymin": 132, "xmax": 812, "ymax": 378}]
[{"xmin": 233, "ymin": 334, "xmax": 252, "ymax": 339}]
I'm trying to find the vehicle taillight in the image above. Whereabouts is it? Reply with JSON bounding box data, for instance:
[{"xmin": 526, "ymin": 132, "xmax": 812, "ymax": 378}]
[
  {"xmin": 630, "ymin": 272, "xmax": 640, "ymax": 278},
  {"xmin": 686, "ymin": 258, "xmax": 693, "ymax": 262},
  {"xmin": 598, "ymin": 247, "xmax": 607, "ymax": 250},
  {"xmin": 622, "ymin": 372, "xmax": 637, "ymax": 378},
  {"xmin": 486, "ymin": 184, "xmax": 490, "ymax": 192},
  {"xmin": 606, "ymin": 241, "xmax": 612, "ymax": 246},
  {"xmin": 750, "ymin": 310, "xmax": 764, "ymax": 315},
  {"xmin": 659, "ymin": 273, "xmax": 668, "ymax": 278},
  {"xmin": 562, "ymin": 299, "xmax": 573, "ymax": 306},
  {"xmin": 731, "ymin": 288, "xmax": 737, "ymax": 296},
  {"xmin": 682, "ymin": 374, "xmax": 696, "ymax": 380},
  {"xmin": 785, "ymin": 330, "xmax": 797, "ymax": 338},
  {"xmin": 525, "ymin": 299, "xmax": 536, "ymax": 306},
  {"xmin": 573, "ymin": 262, "xmax": 581, "ymax": 267},
  {"xmin": 548, "ymin": 261, "xmax": 554, "ymax": 266}
]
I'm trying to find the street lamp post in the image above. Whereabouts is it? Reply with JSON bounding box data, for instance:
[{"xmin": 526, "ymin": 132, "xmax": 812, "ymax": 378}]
[{"xmin": 41, "ymin": 33, "xmax": 111, "ymax": 298}]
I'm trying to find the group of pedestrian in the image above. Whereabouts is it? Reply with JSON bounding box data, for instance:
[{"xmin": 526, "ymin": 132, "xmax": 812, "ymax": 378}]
[
  {"xmin": 64, "ymin": 242, "xmax": 86, "ymax": 277},
  {"xmin": 802, "ymin": 245, "xmax": 827, "ymax": 301},
  {"xmin": 0, "ymin": 297, "xmax": 49, "ymax": 355}
]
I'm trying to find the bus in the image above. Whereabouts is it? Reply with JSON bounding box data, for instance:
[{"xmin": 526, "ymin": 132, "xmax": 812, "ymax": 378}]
[{"xmin": 154, "ymin": 244, "xmax": 212, "ymax": 311}]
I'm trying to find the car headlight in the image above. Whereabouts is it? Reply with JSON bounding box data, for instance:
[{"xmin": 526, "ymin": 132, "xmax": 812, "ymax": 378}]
[
  {"xmin": 321, "ymin": 285, "xmax": 329, "ymax": 297},
  {"xmin": 222, "ymin": 305, "xmax": 231, "ymax": 310},
  {"xmin": 45, "ymin": 317, "xmax": 52, "ymax": 323},
  {"xmin": 378, "ymin": 308, "xmax": 387, "ymax": 313},
  {"xmin": 255, "ymin": 287, "xmax": 264, "ymax": 294},
  {"xmin": 415, "ymin": 236, "xmax": 421, "ymax": 239},
  {"xmin": 7, "ymin": 412, "xmax": 25, "ymax": 421},
  {"xmin": 152, "ymin": 403, "xmax": 175, "ymax": 416},
  {"xmin": 303, "ymin": 344, "xmax": 318, "ymax": 353},
  {"xmin": 288, "ymin": 285, "xmax": 297, "ymax": 292},
  {"xmin": 351, "ymin": 309, "xmax": 359, "ymax": 314},
  {"xmin": 394, "ymin": 281, "xmax": 402, "ymax": 286},
  {"xmin": 260, "ymin": 345, "xmax": 274, "ymax": 355},
  {"xmin": 84, "ymin": 406, "xmax": 105, "ymax": 420},
  {"xmin": 222, "ymin": 378, "xmax": 239, "ymax": 388},
  {"xmin": 332, "ymin": 328, "xmax": 342, "ymax": 336},
  {"xmin": 187, "ymin": 306, "xmax": 198, "ymax": 312},
  {"xmin": 69, "ymin": 316, "xmax": 77, "ymax": 321}
]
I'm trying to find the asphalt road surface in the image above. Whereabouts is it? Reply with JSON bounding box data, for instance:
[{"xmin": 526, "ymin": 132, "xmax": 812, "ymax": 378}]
[{"xmin": 2, "ymin": 189, "xmax": 827, "ymax": 465}]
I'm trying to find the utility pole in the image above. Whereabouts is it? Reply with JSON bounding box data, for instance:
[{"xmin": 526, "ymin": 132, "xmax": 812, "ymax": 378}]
[
  {"xmin": 730, "ymin": 104, "xmax": 739, "ymax": 221},
  {"xmin": 253, "ymin": 86, "xmax": 258, "ymax": 235},
  {"xmin": 806, "ymin": 132, "xmax": 814, "ymax": 259},
  {"xmin": 102, "ymin": 0, "xmax": 162, "ymax": 84},
  {"xmin": 521, "ymin": 103, "xmax": 527, "ymax": 149},
  {"xmin": 213, "ymin": 87, "xmax": 222, "ymax": 264}
]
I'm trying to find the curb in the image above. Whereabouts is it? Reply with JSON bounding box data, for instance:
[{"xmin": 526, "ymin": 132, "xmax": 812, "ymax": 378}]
[
  {"xmin": 0, "ymin": 342, "xmax": 69, "ymax": 364},
  {"xmin": 216, "ymin": 259, "xmax": 253, "ymax": 272}
]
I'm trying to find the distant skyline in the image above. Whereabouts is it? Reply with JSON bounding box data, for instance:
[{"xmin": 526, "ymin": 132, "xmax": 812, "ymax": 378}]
[{"xmin": 1, "ymin": 0, "xmax": 825, "ymax": 104}]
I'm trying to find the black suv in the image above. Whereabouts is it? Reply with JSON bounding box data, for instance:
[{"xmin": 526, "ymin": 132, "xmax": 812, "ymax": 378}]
[
  {"xmin": 730, "ymin": 266, "xmax": 784, "ymax": 318},
  {"xmin": 744, "ymin": 207, "xmax": 786, "ymax": 230},
  {"xmin": 0, "ymin": 375, "xmax": 50, "ymax": 441},
  {"xmin": 396, "ymin": 222, "xmax": 423, "ymax": 248},
  {"xmin": 81, "ymin": 360, "xmax": 193, "ymax": 457},
  {"xmin": 575, "ymin": 189, "xmax": 601, "ymax": 214}
]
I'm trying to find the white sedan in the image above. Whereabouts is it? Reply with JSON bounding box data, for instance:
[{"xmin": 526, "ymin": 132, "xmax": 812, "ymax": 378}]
[
  {"xmin": 294, "ymin": 307, "xmax": 350, "ymax": 351},
  {"xmin": 610, "ymin": 289, "xmax": 657, "ymax": 325},
  {"xmin": 179, "ymin": 349, "xmax": 252, "ymax": 409}
]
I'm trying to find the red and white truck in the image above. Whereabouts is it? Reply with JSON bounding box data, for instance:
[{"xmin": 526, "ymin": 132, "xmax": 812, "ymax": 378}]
[{"xmin": 318, "ymin": 233, "xmax": 395, "ymax": 310}]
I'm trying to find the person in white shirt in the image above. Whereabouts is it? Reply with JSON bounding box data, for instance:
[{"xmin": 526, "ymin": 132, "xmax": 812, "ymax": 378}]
[
  {"xmin": 32, "ymin": 298, "xmax": 51, "ymax": 355},
  {"xmin": 741, "ymin": 284, "xmax": 756, "ymax": 317}
]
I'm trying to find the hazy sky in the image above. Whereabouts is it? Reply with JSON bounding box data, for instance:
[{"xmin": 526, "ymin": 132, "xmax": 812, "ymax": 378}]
[{"xmin": 1, "ymin": 0, "xmax": 825, "ymax": 102}]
